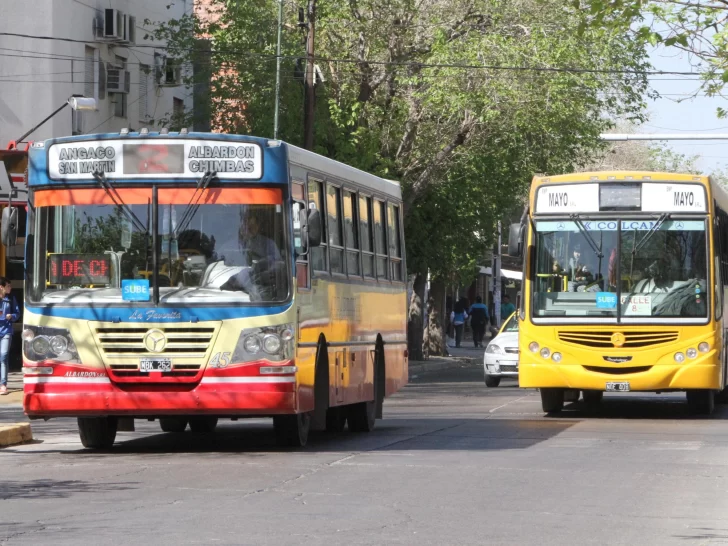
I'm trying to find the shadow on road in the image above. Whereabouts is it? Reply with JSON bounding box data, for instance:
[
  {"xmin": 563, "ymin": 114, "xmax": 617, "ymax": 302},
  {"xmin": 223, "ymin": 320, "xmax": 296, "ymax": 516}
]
[{"xmin": 0, "ymin": 478, "xmax": 136, "ymax": 500}]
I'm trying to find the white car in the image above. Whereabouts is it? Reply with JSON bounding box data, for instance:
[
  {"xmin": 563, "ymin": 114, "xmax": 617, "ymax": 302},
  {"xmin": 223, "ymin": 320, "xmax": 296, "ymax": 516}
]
[{"xmin": 483, "ymin": 312, "xmax": 519, "ymax": 387}]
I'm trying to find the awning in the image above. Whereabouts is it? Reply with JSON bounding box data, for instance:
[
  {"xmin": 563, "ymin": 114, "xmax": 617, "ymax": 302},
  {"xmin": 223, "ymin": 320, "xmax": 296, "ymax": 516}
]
[{"xmin": 479, "ymin": 266, "xmax": 522, "ymax": 281}]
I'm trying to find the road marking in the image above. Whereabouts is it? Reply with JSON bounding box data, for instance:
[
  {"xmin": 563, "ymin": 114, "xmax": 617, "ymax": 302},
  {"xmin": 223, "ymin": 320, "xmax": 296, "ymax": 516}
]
[{"xmin": 489, "ymin": 393, "xmax": 534, "ymax": 413}]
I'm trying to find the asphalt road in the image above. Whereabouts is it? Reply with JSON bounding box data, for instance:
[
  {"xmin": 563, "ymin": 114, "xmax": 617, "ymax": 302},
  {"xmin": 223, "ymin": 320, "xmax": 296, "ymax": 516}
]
[{"xmin": 3, "ymin": 365, "xmax": 728, "ymax": 546}]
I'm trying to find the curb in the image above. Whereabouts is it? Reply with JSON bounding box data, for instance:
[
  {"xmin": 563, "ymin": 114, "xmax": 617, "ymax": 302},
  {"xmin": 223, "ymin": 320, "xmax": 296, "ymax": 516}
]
[
  {"xmin": 0, "ymin": 423, "xmax": 32, "ymax": 447},
  {"xmin": 409, "ymin": 357, "xmax": 480, "ymax": 378}
]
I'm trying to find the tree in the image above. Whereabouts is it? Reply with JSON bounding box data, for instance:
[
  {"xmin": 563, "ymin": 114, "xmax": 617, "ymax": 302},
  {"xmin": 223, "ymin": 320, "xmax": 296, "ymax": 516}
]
[
  {"xmin": 150, "ymin": 0, "xmax": 652, "ymax": 358},
  {"xmin": 577, "ymin": 0, "xmax": 728, "ymax": 116}
]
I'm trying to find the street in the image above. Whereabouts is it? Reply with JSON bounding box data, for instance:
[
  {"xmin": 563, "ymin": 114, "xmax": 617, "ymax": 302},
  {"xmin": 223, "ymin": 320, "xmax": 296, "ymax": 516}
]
[{"xmin": 3, "ymin": 362, "xmax": 728, "ymax": 546}]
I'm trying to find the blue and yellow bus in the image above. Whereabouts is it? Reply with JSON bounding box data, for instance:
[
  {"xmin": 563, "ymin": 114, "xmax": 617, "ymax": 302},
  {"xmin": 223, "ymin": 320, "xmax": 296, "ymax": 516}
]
[{"xmin": 9, "ymin": 131, "xmax": 408, "ymax": 448}]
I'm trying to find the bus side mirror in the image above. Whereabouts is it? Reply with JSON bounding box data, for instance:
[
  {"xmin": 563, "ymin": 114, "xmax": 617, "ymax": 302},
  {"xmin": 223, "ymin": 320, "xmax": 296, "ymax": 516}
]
[
  {"xmin": 507, "ymin": 222, "xmax": 522, "ymax": 257},
  {"xmin": 1, "ymin": 206, "xmax": 18, "ymax": 247},
  {"xmin": 306, "ymin": 208, "xmax": 322, "ymax": 247}
]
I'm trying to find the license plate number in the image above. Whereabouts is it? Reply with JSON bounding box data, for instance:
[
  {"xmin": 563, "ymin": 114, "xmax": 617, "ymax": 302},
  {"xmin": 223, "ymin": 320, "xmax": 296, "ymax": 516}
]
[
  {"xmin": 140, "ymin": 358, "xmax": 172, "ymax": 372},
  {"xmin": 606, "ymin": 381, "xmax": 630, "ymax": 392}
]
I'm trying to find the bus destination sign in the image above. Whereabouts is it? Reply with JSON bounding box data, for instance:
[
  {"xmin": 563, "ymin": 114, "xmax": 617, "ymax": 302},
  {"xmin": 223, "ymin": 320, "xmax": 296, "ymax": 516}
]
[
  {"xmin": 535, "ymin": 182, "xmax": 707, "ymax": 213},
  {"xmin": 47, "ymin": 139, "xmax": 263, "ymax": 180},
  {"xmin": 48, "ymin": 254, "xmax": 111, "ymax": 286}
]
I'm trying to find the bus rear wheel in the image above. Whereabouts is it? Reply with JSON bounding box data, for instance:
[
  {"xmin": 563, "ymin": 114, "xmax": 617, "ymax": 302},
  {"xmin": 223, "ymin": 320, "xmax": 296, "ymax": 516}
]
[
  {"xmin": 78, "ymin": 417, "xmax": 118, "ymax": 449},
  {"xmin": 540, "ymin": 388, "xmax": 564, "ymax": 413},
  {"xmin": 686, "ymin": 390, "xmax": 715, "ymax": 415},
  {"xmin": 159, "ymin": 417, "xmax": 188, "ymax": 433},
  {"xmin": 274, "ymin": 413, "xmax": 311, "ymax": 447},
  {"xmin": 188, "ymin": 416, "xmax": 218, "ymax": 433}
]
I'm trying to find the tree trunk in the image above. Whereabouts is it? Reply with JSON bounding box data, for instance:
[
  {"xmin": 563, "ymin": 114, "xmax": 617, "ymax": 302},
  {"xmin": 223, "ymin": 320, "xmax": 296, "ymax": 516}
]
[
  {"xmin": 425, "ymin": 278, "xmax": 447, "ymax": 357},
  {"xmin": 407, "ymin": 269, "xmax": 427, "ymax": 361}
]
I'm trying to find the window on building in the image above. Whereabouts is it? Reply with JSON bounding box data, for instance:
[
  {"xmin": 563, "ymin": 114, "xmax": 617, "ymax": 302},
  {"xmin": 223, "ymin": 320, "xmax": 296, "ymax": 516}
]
[
  {"xmin": 113, "ymin": 55, "xmax": 127, "ymax": 118},
  {"xmin": 388, "ymin": 203, "xmax": 403, "ymax": 281},
  {"xmin": 171, "ymin": 97, "xmax": 184, "ymax": 130},
  {"xmin": 360, "ymin": 195, "xmax": 374, "ymax": 277},
  {"xmin": 327, "ymin": 184, "xmax": 344, "ymax": 274},
  {"xmin": 308, "ymin": 179, "xmax": 327, "ymax": 273},
  {"xmin": 84, "ymin": 46, "xmax": 95, "ymax": 100}
]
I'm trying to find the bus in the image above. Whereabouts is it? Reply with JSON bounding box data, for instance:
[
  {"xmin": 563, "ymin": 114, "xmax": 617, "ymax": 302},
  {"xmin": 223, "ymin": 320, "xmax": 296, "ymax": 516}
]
[
  {"xmin": 9, "ymin": 131, "xmax": 408, "ymax": 448},
  {"xmin": 507, "ymin": 171, "xmax": 727, "ymax": 415}
]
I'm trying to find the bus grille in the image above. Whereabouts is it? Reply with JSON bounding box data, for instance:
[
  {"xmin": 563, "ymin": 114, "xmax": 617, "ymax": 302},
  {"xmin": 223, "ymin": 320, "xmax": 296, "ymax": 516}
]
[
  {"xmin": 95, "ymin": 327, "xmax": 215, "ymax": 357},
  {"xmin": 558, "ymin": 331, "xmax": 678, "ymax": 348},
  {"xmin": 583, "ymin": 365, "xmax": 652, "ymax": 375}
]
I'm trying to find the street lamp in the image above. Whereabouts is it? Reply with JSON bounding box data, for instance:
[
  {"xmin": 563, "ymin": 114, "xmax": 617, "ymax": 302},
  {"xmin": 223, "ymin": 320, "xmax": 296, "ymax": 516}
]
[{"xmin": 15, "ymin": 94, "xmax": 97, "ymax": 145}]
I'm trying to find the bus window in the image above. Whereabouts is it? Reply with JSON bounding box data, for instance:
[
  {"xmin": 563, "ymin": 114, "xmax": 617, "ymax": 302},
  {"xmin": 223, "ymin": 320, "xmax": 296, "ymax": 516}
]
[
  {"xmin": 374, "ymin": 200, "xmax": 388, "ymax": 280},
  {"xmin": 388, "ymin": 203, "xmax": 403, "ymax": 281},
  {"xmin": 327, "ymin": 184, "xmax": 344, "ymax": 274},
  {"xmin": 344, "ymin": 190, "xmax": 360, "ymax": 276},
  {"xmin": 360, "ymin": 195, "xmax": 374, "ymax": 277},
  {"xmin": 308, "ymin": 179, "xmax": 327, "ymax": 273}
]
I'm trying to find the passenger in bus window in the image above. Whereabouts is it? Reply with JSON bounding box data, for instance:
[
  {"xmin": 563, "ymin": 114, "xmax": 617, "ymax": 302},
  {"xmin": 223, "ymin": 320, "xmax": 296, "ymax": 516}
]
[{"xmin": 568, "ymin": 243, "xmax": 593, "ymax": 289}]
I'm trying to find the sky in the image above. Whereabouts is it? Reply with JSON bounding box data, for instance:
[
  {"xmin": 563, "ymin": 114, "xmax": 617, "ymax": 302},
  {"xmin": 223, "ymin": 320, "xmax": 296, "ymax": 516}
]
[{"xmin": 640, "ymin": 44, "xmax": 728, "ymax": 175}]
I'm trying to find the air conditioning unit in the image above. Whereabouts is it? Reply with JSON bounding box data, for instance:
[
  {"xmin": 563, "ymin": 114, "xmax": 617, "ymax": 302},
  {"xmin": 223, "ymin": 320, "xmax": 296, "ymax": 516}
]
[
  {"xmin": 107, "ymin": 64, "xmax": 130, "ymax": 94},
  {"xmin": 103, "ymin": 9, "xmax": 125, "ymax": 41},
  {"xmin": 155, "ymin": 55, "xmax": 182, "ymax": 87}
]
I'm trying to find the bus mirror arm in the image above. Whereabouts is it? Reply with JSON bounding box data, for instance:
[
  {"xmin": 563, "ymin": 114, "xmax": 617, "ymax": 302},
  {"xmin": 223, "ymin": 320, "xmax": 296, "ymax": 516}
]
[{"xmin": 1, "ymin": 206, "xmax": 18, "ymax": 247}]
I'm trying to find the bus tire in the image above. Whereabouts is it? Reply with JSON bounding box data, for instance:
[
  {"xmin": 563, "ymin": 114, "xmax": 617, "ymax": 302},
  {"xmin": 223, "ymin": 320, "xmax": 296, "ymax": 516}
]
[
  {"xmin": 540, "ymin": 388, "xmax": 564, "ymax": 413},
  {"xmin": 686, "ymin": 390, "xmax": 715, "ymax": 415},
  {"xmin": 274, "ymin": 413, "xmax": 311, "ymax": 447},
  {"xmin": 582, "ymin": 390, "xmax": 603, "ymax": 406},
  {"xmin": 188, "ymin": 416, "xmax": 218, "ymax": 433},
  {"xmin": 484, "ymin": 375, "xmax": 501, "ymax": 388},
  {"xmin": 715, "ymin": 388, "xmax": 728, "ymax": 404},
  {"xmin": 159, "ymin": 417, "xmax": 188, "ymax": 433},
  {"xmin": 78, "ymin": 417, "xmax": 118, "ymax": 449}
]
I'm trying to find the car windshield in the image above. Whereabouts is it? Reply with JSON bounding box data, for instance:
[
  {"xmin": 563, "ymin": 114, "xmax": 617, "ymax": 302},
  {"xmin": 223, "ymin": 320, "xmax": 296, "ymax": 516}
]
[
  {"xmin": 502, "ymin": 313, "xmax": 518, "ymax": 332},
  {"xmin": 532, "ymin": 219, "xmax": 707, "ymax": 320},
  {"xmin": 30, "ymin": 187, "xmax": 289, "ymax": 304}
]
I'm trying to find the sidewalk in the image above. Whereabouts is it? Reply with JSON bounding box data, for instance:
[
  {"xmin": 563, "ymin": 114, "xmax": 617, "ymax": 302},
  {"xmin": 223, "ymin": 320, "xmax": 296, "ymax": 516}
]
[
  {"xmin": 0, "ymin": 371, "xmax": 23, "ymax": 406},
  {"xmin": 408, "ymin": 344, "xmax": 484, "ymax": 378}
]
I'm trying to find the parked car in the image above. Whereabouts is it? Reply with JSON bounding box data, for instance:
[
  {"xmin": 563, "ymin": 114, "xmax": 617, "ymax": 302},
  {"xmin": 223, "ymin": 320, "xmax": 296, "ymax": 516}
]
[{"xmin": 483, "ymin": 312, "xmax": 519, "ymax": 387}]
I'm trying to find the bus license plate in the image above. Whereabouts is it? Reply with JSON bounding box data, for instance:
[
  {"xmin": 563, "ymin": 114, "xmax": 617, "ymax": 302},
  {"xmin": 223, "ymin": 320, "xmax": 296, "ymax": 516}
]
[
  {"xmin": 606, "ymin": 382, "xmax": 630, "ymax": 392},
  {"xmin": 140, "ymin": 358, "xmax": 172, "ymax": 372}
]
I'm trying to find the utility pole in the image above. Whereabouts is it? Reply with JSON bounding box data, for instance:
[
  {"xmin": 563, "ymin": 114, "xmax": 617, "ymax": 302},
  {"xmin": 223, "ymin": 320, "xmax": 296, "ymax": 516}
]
[
  {"xmin": 493, "ymin": 221, "xmax": 502, "ymax": 330},
  {"xmin": 303, "ymin": 0, "xmax": 316, "ymax": 151},
  {"xmin": 273, "ymin": 0, "xmax": 284, "ymax": 139}
]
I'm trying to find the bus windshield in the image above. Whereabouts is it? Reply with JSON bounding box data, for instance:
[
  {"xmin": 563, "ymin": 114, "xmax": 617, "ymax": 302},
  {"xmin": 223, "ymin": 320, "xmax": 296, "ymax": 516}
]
[
  {"xmin": 31, "ymin": 187, "xmax": 289, "ymax": 305},
  {"xmin": 532, "ymin": 219, "xmax": 708, "ymax": 320}
]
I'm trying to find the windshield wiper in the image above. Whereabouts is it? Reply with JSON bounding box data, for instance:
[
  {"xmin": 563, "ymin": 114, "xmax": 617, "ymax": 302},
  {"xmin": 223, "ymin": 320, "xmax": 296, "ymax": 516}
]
[
  {"xmin": 632, "ymin": 213, "xmax": 669, "ymax": 256},
  {"xmin": 174, "ymin": 171, "xmax": 216, "ymax": 239},
  {"xmin": 93, "ymin": 172, "xmax": 147, "ymax": 234},
  {"xmin": 569, "ymin": 214, "xmax": 604, "ymax": 259}
]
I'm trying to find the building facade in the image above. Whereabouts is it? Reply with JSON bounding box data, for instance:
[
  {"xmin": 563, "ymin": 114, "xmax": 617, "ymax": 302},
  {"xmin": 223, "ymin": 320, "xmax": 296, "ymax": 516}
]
[{"xmin": 0, "ymin": 0, "xmax": 193, "ymax": 146}]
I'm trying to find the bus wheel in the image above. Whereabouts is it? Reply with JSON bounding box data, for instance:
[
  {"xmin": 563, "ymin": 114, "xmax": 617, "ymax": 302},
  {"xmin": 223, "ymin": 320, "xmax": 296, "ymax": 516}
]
[
  {"xmin": 540, "ymin": 388, "xmax": 564, "ymax": 413},
  {"xmin": 325, "ymin": 406, "xmax": 347, "ymax": 434},
  {"xmin": 686, "ymin": 390, "xmax": 715, "ymax": 415},
  {"xmin": 484, "ymin": 375, "xmax": 501, "ymax": 388},
  {"xmin": 582, "ymin": 390, "xmax": 603, "ymax": 406},
  {"xmin": 188, "ymin": 416, "xmax": 218, "ymax": 433},
  {"xmin": 159, "ymin": 417, "xmax": 188, "ymax": 433},
  {"xmin": 78, "ymin": 417, "xmax": 118, "ymax": 449},
  {"xmin": 274, "ymin": 413, "xmax": 311, "ymax": 447},
  {"xmin": 715, "ymin": 388, "xmax": 728, "ymax": 404}
]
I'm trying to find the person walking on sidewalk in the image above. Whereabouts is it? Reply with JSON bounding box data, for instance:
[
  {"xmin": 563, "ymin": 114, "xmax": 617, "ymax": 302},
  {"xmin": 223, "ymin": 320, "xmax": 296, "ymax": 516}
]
[
  {"xmin": 469, "ymin": 296, "xmax": 489, "ymax": 348},
  {"xmin": 450, "ymin": 301, "xmax": 468, "ymax": 348},
  {"xmin": 0, "ymin": 278, "xmax": 19, "ymax": 395}
]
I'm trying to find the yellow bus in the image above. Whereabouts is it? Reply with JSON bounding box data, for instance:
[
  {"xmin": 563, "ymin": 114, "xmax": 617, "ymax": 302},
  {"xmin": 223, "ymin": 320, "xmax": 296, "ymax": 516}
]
[{"xmin": 507, "ymin": 171, "xmax": 727, "ymax": 414}]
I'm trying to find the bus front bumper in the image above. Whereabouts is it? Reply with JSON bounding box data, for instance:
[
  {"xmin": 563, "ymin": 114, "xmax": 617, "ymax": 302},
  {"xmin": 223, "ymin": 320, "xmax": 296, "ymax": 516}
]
[
  {"xmin": 23, "ymin": 379, "xmax": 299, "ymax": 418},
  {"xmin": 518, "ymin": 358, "xmax": 721, "ymax": 391}
]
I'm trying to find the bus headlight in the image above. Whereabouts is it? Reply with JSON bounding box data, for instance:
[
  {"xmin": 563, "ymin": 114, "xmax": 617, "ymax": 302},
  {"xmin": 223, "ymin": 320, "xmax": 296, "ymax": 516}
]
[
  {"xmin": 552, "ymin": 352, "xmax": 562, "ymax": 362},
  {"xmin": 529, "ymin": 342, "xmax": 540, "ymax": 353},
  {"xmin": 674, "ymin": 352, "xmax": 686, "ymax": 363},
  {"xmin": 686, "ymin": 348, "xmax": 698, "ymax": 359},
  {"xmin": 232, "ymin": 323, "xmax": 294, "ymax": 363},
  {"xmin": 540, "ymin": 347, "xmax": 551, "ymax": 359},
  {"xmin": 698, "ymin": 342, "xmax": 710, "ymax": 353},
  {"xmin": 23, "ymin": 326, "xmax": 81, "ymax": 364}
]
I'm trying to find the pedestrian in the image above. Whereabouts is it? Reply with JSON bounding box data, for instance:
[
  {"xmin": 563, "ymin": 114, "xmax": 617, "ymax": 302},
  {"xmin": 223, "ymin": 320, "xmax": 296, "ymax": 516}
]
[
  {"xmin": 500, "ymin": 294, "xmax": 516, "ymax": 321},
  {"xmin": 450, "ymin": 300, "xmax": 468, "ymax": 348},
  {"xmin": 0, "ymin": 278, "xmax": 19, "ymax": 395},
  {"xmin": 469, "ymin": 296, "xmax": 489, "ymax": 347}
]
